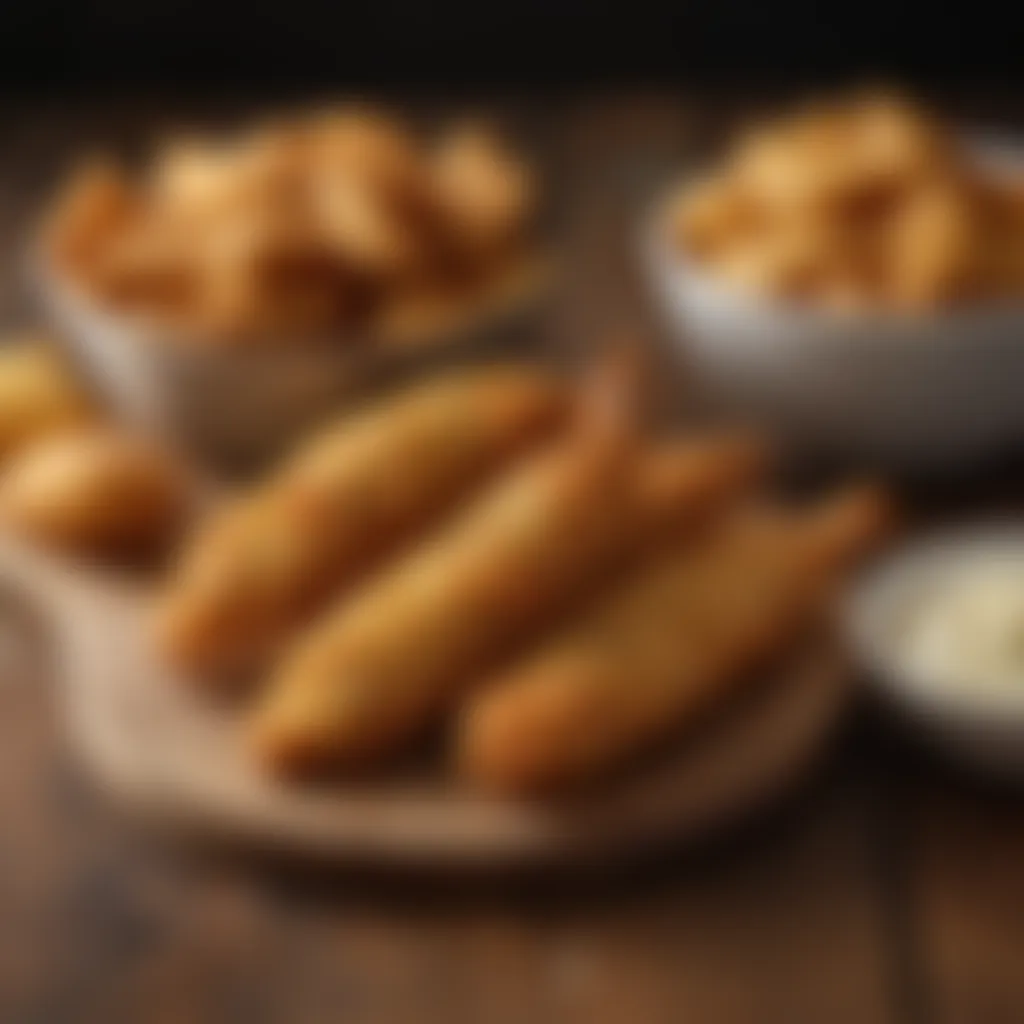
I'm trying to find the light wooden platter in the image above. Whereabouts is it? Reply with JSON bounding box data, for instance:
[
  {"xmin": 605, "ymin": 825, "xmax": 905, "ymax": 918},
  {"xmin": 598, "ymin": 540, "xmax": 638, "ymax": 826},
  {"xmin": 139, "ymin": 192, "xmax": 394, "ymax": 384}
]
[{"xmin": 0, "ymin": 533, "xmax": 854, "ymax": 870}]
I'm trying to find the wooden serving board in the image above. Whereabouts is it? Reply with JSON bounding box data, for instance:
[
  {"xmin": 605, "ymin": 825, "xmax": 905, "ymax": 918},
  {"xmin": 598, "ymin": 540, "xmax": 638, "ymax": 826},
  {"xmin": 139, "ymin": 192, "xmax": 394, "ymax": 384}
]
[{"xmin": 0, "ymin": 534, "xmax": 854, "ymax": 870}]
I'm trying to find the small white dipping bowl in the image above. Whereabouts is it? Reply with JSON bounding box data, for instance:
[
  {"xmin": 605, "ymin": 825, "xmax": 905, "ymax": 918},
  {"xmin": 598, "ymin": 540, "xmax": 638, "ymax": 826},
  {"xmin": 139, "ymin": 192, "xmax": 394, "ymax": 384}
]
[
  {"xmin": 846, "ymin": 524, "xmax": 1024, "ymax": 776},
  {"xmin": 644, "ymin": 143, "xmax": 1024, "ymax": 473}
]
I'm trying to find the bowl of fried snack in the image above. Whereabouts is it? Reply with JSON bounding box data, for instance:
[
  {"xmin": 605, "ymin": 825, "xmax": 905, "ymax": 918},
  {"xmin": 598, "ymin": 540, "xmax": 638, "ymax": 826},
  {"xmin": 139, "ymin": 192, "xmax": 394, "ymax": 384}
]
[
  {"xmin": 0, "ymin": 338, "xmax": 894, "ymax": 865},
  {"xmin": 36, "ymin": 107, "xmax": 549, "ymax": 469},
  {"xmin": 648, "ymin": 91, "xmax": 1024, "ymax": 471}
]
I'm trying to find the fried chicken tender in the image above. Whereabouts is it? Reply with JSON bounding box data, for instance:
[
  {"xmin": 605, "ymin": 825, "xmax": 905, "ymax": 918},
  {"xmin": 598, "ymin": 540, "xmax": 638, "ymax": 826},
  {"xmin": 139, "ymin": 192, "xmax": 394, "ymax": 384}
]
[
  {"xmin": 0, "ymin": 338, "xmax": 93, "ymax": 463},
  {"xmin": 246, "ymin": 413, "xmax": 766, "ymax": 775},
  {"xmin": 458, "ymin": 485, "xmax": 892, "ymax": 795},
  {"xmin": 156, "ymin": 366, "xmax": 564, "ymax": 676},
  {"xmin": 882, "ymin": 178, "xmax": 991, "ymax": 309},
  {"xmin": 0, "ymin": 429, "xmax": 187, "ymax": 558}
]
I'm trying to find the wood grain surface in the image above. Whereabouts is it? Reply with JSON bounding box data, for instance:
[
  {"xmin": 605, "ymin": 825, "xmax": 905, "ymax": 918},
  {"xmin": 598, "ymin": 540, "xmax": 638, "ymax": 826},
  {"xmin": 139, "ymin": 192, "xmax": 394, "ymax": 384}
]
[{"xmin": 2, "ymin": 92, "xmax": 1024, "ymax": 1024}]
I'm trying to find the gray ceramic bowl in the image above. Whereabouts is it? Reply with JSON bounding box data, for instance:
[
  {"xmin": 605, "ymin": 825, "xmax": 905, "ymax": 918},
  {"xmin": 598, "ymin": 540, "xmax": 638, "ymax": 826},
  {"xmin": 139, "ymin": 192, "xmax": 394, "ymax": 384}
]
[
  {"xmin": 644, "ymin": 139, "xmax": 1024, "ymax": 472},
  {"xmin": 37, "ymin": 255, "xmax": 553, "ymax": 472}
]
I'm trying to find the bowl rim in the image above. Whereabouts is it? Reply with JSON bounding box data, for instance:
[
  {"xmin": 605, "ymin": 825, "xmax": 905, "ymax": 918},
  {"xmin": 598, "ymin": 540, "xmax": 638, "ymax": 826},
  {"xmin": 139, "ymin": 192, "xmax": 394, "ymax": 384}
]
[
  {"xmin": 844, "ymin": 521, "xmax": 1024, "ymax": 725},
  {"xmin": 645, "ymin": 131, "xmax": 1024, "ymax": 338},
  {"xmin": 31, "ymin": 242, "xmax": 556, "ymax": 360}
]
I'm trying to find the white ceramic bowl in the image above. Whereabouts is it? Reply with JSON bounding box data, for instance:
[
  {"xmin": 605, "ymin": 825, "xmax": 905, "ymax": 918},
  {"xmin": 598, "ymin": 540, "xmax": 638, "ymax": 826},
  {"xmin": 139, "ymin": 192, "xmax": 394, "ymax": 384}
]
[
  {"xmin": 846, "ymin": 524, "xmax": 1024, "ymax": 776},
  {"xmin": 36, "ymin": 255, "xmax": 552, "ymax": 472},
  {"xmin": 644, "ymin": 155, "xmax": 1024, "ymax": 472}
]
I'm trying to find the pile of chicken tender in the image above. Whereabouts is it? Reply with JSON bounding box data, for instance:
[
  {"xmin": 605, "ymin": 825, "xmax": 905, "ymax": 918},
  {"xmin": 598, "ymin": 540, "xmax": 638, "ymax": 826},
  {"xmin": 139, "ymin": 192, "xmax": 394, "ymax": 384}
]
[
  {"xmin": 672, "ymin": 92, "xmax": 1024, "ymax": 312},
  {"xmin": 0, "ymin": 335, "xmax": 892, "ymax": 796},
  {"xmin": 42, "ymin": 108, "xmax": 540, "ymax": 344}
]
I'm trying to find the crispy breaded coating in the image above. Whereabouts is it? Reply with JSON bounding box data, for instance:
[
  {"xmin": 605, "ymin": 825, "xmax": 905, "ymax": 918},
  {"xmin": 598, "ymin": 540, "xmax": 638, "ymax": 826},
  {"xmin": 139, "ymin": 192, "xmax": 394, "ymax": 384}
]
[
  {"xmin": 246, "ymin": 425, "xmax": 765, "ymax": 775},
  {"xmin": 458, "ymin": 486, "xmax": 892, "ymax": 795},
  {"xmin": 156, "ymin": 366, "xmax": 564, "ymax": 677}
]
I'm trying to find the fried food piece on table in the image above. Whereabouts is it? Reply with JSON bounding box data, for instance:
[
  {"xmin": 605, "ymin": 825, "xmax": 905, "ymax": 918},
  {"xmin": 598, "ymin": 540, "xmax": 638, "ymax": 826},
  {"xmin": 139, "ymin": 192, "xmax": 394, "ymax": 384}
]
[
  {"xmin": 247, "ymin": 379, "xmax": 767, "ymax": 777},
  {"xmin": 156, "ymin": 366, "xmax": 565, "ymax": 676},
  {"xmin": 0, "ymin": 428, "xmax": 188, "ymax": 558},
  {"xmin": 458, "ymin": 485, "xmax": 893, "ymax": 796},
  {"xmin": 0, "ymin": 336, "xmax": 93, "ymax": 464}
]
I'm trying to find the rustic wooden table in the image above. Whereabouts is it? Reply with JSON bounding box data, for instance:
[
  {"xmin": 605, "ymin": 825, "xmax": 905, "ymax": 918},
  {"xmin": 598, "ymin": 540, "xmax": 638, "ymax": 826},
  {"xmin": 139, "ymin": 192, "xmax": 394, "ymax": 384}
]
[{"xmin": 2, "ymin": 94, "xmax": 1024, "ymax": 1024}]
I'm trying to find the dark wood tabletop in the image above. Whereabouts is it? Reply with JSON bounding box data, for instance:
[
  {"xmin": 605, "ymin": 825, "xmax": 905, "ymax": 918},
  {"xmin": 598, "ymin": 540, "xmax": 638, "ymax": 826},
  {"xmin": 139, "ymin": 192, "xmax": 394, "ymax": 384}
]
[{"xmin": 2, "ymin": 93, "xmax": 1024, "ymax": 1024}]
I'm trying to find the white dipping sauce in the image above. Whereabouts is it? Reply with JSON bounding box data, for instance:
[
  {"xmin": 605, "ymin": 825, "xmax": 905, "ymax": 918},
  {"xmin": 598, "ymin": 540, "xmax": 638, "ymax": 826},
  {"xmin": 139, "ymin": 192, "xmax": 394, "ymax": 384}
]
[{"xmin": 900, "ymin": 554, "xmax": 1024, "ymax": 696}]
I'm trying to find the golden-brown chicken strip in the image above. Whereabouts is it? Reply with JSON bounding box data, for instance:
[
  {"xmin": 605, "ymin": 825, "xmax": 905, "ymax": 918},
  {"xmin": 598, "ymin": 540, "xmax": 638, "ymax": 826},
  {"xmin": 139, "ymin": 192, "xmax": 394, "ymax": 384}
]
[
  {"xmin": 458, "ymin": 485, "xmax": 892, "ymax": 796},
  {"xmin": 0, "ymin": 429, "xmax": 188, "ymax": 559},
  {"xmin": 0, "ymin": 338, "xmax": 92, "ymax": 464},
  {"xmin": 247, "ymin": 425, "xmax": 766, "ymax": 775},
  {"xmin": 156, "ymin": 366, "xmax": 565, "ymax": 677}
]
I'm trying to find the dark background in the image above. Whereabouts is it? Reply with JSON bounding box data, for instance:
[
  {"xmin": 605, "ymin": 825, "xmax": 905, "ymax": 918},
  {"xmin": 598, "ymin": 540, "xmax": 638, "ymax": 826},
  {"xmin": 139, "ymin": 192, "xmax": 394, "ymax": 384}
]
[{"xmin": 1, "ymin": 0, "xmax": 1022, "ymax": 90}]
